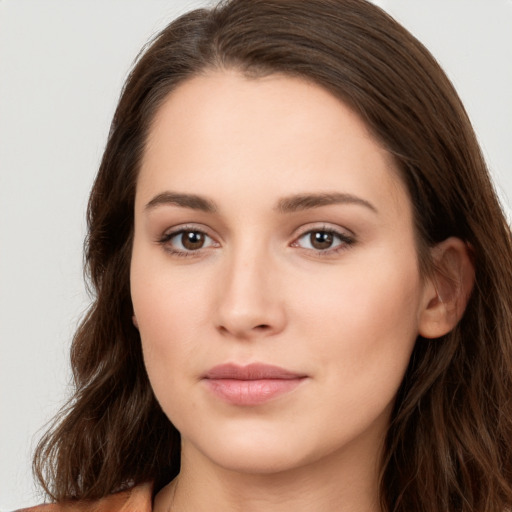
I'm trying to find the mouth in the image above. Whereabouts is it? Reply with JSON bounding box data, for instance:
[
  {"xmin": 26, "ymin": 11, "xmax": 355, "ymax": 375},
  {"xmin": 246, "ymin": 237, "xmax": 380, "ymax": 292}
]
[{"xmin": 202, "ymin": 363, "xmax": 308, "ymax": 406}]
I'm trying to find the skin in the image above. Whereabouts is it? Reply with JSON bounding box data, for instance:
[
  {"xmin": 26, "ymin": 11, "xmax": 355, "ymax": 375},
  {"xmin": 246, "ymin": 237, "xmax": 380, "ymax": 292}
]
[{"xmin": 130, "ymin": 70, "xmax": 462, "ymax": 512}]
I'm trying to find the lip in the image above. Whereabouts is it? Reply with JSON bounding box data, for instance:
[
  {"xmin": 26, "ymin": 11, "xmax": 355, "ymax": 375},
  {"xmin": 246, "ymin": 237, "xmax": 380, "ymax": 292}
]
[{"xmin": 202, "ymin": 363, "xmax": 307, "ymax": 406}]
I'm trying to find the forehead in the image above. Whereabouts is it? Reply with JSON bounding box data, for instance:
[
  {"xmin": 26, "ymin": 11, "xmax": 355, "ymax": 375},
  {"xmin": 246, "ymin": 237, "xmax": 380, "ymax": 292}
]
[{"xmin": 137, "ymin": 70, "xmax": 408, "ymax": 218}]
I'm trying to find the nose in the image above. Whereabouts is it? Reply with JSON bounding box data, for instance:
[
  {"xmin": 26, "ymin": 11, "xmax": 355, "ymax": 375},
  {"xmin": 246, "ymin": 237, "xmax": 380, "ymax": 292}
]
[{"xmin": 214, "ymin": 246, "xmax": 287, "ymax": 340}]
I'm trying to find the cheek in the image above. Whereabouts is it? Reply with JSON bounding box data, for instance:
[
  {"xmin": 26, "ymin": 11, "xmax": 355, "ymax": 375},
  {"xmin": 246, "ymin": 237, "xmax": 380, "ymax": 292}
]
[
  {"xmin": 295, "ymin": 253, "xmax": 422, "ymax": 390},
  {"xmin": 131, "ymin": 236, "xmax": 210, "ymax": 329},
  {"xmin": 135, "ymin": 298, "xmax": 207, "ymax": 370},
  {"xmin": 130, "ymin": 247, "xmax": 211, "ymax": 390},
  {"xmin": 131, "ymin": 263, "xmax": 212, "ymax": 431}
]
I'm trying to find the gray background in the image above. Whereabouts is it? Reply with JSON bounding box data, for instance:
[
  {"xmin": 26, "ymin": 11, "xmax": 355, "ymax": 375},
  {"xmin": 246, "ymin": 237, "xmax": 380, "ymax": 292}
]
[{"xmin": 1, "ymin": 0, "xmax": 511, "ymax": 508}]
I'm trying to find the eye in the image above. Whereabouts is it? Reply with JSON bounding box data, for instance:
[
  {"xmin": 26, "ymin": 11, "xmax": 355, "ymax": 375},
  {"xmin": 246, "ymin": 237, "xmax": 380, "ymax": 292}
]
[
  {"xmin": 159, "ymin": 228, "xmax": 218, "ymax": 254},
  {"xmin": 293, "ymin": 228, "xmax": 354, "ymax": 252}
]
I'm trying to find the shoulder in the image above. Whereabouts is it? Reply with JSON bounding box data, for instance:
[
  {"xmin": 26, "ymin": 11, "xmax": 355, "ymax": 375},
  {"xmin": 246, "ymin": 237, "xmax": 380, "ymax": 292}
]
[{"xmin": 14, "ymin": 482, "xmax": 153, "ymax": 512}]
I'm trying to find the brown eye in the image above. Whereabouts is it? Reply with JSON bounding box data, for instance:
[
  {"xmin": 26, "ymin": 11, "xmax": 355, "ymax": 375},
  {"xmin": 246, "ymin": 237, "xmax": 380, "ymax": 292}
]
[
  {"xmin": 161, "ymin": 228, "xmax": 216, "ymax": 254},
  {"xmin": 181, "ymin": 231, "xmax": 205, "ymax": 250},
  {"xmin": 310, "ymin": 231, "xmax": 334, "ymax": 250},
  {"xmin": 294, "ymin": 228, "xmax": 353, "ymax": 253}
]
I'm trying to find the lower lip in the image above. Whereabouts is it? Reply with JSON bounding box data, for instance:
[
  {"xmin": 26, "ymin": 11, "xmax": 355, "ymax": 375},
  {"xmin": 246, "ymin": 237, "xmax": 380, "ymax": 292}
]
[{"xmin": 204, "ymin": 378, "xmax": 305, "ymax": 405}]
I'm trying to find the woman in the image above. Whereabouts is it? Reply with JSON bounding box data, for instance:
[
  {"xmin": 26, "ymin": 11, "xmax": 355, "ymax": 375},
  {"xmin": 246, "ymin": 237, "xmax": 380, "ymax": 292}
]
[{"xmin": 22, "ymin": 0, "xmax": 512, "ymax": 511}]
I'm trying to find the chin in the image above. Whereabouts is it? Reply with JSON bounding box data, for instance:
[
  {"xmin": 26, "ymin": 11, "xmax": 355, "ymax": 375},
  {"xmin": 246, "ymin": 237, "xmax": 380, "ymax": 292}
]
[
  {"xmin": 182, "ymin": 419, "xmax": 319, "ymax": 475},
  {"xmin": 205, "ymin": 442, "xmax": 311, "ymax": 475}
]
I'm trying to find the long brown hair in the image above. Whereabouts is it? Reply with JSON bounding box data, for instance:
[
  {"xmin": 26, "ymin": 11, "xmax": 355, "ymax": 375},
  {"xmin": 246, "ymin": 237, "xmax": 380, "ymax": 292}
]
[{"xmin": 34, "ymin": 1, "xmax": 512, "ymax": 510}]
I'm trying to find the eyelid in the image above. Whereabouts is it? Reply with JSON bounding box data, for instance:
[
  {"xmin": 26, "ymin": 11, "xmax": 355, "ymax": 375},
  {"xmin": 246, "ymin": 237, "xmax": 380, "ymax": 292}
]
[
  {"xmin": 291, "ymin": 224, "xmax": 356, "ymax": 254},
  {"xmin": 157, "ymin": 224, "xmax": 220, "ymax": 256},
  {"xmin": 155, "ymin": 222, "xmax": 355, "ymax": 257},
  {"xmin": 293, "ymin": 222, "xmax": 355, "ymax": 239}
]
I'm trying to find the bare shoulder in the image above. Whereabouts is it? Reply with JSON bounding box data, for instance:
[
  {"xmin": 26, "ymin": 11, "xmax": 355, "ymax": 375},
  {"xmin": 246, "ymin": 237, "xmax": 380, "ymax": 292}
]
[{"xmin": 13, "ymin": 482, "xmax": 153, "ymax": 512}]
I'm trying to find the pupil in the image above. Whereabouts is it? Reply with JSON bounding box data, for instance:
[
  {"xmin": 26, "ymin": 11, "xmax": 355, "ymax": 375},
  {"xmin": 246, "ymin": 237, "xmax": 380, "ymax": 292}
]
[
  {"xmin": 182, "ymin": 231, "xmax": 204, "ymax": 250},
  {"xmin": 311, "ymin": 231, "xmax": 333, "ymax": 250}
]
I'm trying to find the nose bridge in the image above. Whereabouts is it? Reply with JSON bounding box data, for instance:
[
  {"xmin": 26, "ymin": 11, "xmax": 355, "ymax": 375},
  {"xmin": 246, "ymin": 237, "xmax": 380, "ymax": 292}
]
[{"xmin": 215, "ymin": 235, "xmax": 285, "ymax": 338}]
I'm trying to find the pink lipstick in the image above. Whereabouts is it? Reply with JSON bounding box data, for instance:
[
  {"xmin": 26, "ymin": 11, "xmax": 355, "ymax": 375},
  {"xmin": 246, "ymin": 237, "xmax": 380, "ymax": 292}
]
[{"xmin": 203, "ymin": 363, "xmax": 307, "ymax": 406}]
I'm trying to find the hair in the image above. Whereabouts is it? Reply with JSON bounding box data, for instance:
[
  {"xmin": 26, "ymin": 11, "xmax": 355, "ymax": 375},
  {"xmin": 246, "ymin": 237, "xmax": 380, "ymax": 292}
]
[{"xmin": 33, "ymin": 0, "xmax": 512, "ymax": 510}]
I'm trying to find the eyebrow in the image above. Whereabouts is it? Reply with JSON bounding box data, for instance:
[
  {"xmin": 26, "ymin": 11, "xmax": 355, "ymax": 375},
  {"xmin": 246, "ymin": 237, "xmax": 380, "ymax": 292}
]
[
  {"xmin": 276, "ymin": 192, "xmax": 378, "ymax": 214},
  {"xmin": 145, "ymin": 191, "xmax": 377, "ymax": 215},
  {"xmin": 145, "ymin": 192, "xmax": 217, "ymax": 213}
]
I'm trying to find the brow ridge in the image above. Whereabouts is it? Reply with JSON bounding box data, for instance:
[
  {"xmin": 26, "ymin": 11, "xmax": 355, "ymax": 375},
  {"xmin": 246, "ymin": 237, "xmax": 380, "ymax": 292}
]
[
  {"xmin": 145, "ymin": 192, "xmax": 217, "ymax": 213},
  {"xmin": 276, "ymin": 192, "xmax": 377, "ymax": 213},
  {"xmin": 145, "ymin": 191, "xmax": 377, "ymax": 215}
]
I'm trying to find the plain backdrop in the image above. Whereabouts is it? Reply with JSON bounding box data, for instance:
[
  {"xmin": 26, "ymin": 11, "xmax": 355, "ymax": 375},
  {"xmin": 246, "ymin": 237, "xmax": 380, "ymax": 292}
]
[{"xmin": 1, "ymin": 0, "xmax": 511, "ymax": 508}]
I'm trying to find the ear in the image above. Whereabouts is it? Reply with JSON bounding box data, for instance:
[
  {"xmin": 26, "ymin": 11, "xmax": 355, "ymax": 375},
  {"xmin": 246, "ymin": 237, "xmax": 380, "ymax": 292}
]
[
  {"xmin": 418, "ymin": 237, "xmax": 475, "ymax": 339},
  {"xmin": 132, "ymin": 314, "xmax": 139, "ymax": 330}
]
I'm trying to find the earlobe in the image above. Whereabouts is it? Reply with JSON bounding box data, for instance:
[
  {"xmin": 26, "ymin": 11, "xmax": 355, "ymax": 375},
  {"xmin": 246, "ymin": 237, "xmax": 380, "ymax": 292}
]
[
  {"xmin": 418, "ymin": 237, "xmax": 475, "ymax": 339},
  {"xmin": 132, "ymin": 315, "xmax": 139, "ymax": 330}
]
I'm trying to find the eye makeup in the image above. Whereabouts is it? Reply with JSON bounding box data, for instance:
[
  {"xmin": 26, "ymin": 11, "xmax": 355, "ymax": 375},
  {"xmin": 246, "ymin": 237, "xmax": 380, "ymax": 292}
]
[{"xmin": 156, "ymin": 222, "xmax": 356, "ymax": 259}]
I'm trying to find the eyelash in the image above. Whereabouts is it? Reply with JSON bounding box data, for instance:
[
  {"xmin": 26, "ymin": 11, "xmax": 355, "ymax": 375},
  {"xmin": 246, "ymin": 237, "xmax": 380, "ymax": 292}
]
[
  {"xmin": 157, "ymin": 225, "xmax": 217, "ymax": 258},
  {"xmin": 157, "ymin": 225, "xmax": 355, "ymax": 258},
  {"xmin": 292, "ymin": 226, "xmax": 355, "ymax": 256}
]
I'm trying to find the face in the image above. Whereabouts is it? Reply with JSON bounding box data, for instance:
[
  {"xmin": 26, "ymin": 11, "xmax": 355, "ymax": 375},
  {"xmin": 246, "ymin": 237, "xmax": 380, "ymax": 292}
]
[{"xmin": 131, "ymin": 70, "xmax": 432, "ymax": 477}]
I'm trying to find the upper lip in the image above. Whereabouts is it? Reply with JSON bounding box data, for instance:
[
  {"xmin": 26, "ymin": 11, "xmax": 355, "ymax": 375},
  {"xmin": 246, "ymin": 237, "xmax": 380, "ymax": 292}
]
[{"xmin": 204, "ymin": 363, "xmax": 306, "ymax": 380}]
